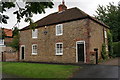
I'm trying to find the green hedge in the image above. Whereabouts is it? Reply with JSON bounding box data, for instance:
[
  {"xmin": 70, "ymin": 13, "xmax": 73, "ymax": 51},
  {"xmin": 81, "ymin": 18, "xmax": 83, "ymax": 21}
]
[{"xmin": 113, "ymin": 42, "xmax": 120, "ymax": 57}]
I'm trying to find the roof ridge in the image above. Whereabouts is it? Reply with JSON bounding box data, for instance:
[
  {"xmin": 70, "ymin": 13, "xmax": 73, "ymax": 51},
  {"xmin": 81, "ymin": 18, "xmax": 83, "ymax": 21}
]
[{"xmin": 20, "ymin": 7, "xmax": 108, "ymax": 31}]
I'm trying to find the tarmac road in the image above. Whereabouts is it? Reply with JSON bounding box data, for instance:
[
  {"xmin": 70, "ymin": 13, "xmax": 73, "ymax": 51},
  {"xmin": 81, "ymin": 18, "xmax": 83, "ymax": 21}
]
[{"xmin": 72, "ymin": 65, "xmax": 119, "ymax": 78}]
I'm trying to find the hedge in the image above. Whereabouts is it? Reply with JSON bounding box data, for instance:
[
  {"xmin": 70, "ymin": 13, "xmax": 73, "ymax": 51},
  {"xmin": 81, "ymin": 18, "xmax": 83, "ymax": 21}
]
[{"xmin": 113, "ymin": 42, "xmax": 120, "ymax": 57}]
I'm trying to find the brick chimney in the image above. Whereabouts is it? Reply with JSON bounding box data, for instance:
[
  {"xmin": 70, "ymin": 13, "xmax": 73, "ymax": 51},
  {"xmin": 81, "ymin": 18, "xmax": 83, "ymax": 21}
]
[{"xmin": 58, "ymin": 0, "xmax": 67, "ymax": 12}]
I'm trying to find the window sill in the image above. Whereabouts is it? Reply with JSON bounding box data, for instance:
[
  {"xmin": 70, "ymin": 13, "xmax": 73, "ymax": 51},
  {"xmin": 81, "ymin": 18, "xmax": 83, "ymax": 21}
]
[
  {"xmin": 31, "ymin": 53, "xmax": 37, "ymax": 55},
  {"xmin": 55, "ymin": 54, "xmax": 63, "ymax": 56},
  {"xmin": 32, "ymin": 37, "xmax": 38, "ymax": 39},
  {"xmin": 56, "ymin": 34, "xmax": 63, "ymax": 36}
]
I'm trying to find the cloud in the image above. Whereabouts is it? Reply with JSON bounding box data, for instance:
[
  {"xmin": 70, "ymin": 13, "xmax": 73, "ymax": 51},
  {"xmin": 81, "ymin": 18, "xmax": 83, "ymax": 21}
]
[{"xmin": 1, "ymin": 0, "xmax": 120, "ymax": 29}]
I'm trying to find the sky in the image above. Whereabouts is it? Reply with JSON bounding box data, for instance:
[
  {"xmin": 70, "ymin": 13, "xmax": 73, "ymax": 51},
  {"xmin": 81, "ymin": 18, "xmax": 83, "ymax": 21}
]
[{"xmin": 1, "ymin": 0, "xmax": 120, "ymax": 29}]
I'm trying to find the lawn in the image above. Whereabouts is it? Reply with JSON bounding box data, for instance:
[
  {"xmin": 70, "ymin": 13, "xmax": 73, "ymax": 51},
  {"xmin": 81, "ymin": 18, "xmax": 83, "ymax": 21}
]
[{"xmin": 2, "ymin": 62, "xmax": 79, "ymax": 78}]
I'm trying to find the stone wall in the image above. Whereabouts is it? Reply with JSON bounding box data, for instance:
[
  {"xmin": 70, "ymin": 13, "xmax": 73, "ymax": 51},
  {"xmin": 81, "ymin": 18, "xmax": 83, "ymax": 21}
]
[
  {"xmin": 19, "ymin": 18, "xmax": 108, "ymax": 63},
  {"xmin": 1, "ymin": 47, "xmax": 18, "ymax": 61},
  {"xmin": 3, "ymin": 52, "xmax": 18, "ymax": 61},
  {"xmin": 89, "ymin": 19, "xmax": 108, "ymax": 60}
]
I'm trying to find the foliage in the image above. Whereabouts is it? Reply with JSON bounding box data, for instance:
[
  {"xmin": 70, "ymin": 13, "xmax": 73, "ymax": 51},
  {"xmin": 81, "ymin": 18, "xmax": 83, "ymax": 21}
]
[
  {"xmin": 0, "ymin": 1, "xmax": 54, "ymax": 25},
  {"xmin": 113, "ymin": 42, "xmax": 120, "ymax": 57},
  {"xmin": 2, "ymin": 62, "xmax": 79, "ymax": 78},
  {"xmin": 10, "ymin": 27, "xmax": 19, "ymax": 51},
  {"xmin": 0, "ymin": 28, "xmax": 6, "ymax": 39},
  {"xmin": 101, "ymin": 43, "xmax": 108, "ymax": 60},
  {"xmin": 107, "ymin": 30, "xmax": 114, "ymax": 57},
  {"xmin": 12, "ymin": 27, "xmax": 19, "ymax": 36},
  {"xmin": 94, "ymin": 2, "xmax": 120, "ymax": 42}
]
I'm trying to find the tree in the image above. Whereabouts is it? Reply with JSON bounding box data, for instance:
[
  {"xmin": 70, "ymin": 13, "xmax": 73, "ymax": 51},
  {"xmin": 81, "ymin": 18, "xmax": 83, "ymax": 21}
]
[
  {"xmin": 107, "ymin": 30, "xmax": 114, "ymax": 57},
  {"xmin": 0, "ymin": 1, "xmax": 54, "ymax": 25},
  {"xmin": 94, "ymin": 2, "xmax": 120, "ymax": 42},
  {"xmin": 0, "ymin": 28, "xmax": 6, "ymax": 39},
  {"xmin": 10, "ymin": 27, "xmax": 19, "ymax": 51}
]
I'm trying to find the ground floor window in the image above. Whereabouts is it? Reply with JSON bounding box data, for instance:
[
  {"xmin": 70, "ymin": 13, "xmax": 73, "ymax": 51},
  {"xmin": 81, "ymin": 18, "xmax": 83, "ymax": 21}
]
[
  {"xmin": 32, "ymin": 44, "xmax": 37, "ymax": 55},
  {"xmin": 0, "ymin": 39, "xmax": 4, "ymax": 45},
  {"xmin": 56, "ymin": 43, "xmax": 63, "ymax": 55}
]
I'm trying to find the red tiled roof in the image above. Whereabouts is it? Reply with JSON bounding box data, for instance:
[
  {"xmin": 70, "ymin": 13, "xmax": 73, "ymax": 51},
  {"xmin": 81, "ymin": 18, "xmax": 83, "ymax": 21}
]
[{"xmin": 3, "ymin": 28, "xmax": 13, "ymax": 37}]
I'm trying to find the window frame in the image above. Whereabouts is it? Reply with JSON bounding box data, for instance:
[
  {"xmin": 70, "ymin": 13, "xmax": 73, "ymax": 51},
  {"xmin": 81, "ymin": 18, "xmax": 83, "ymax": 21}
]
[
  {"xmin": 55, "ymin": 42, "xmax": 63, "ymax": 55},
  {"xmin": 32, "ymin": 44, "xmax": 38, "ymax": 55},
  {"xmin": 104, "ymin": 30, "xmax": 107, "ymax": 39},
  {"xmin": 0, "ymin": 39, "xmax": 4, "ymax": 45},
  {"xmin": 32, "ymin": 29, "xmax": 38, "ymax": 39},
  {"xmin": 56, "ymin": 24, "xmax": 63, "ymax": 36}
]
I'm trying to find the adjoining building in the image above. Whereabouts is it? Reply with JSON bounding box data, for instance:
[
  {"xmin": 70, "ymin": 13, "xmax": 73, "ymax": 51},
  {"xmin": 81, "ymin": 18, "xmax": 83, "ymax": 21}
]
[{"xmin": 0, "ymin": 28, "xmax": 18, "ymax": 61}]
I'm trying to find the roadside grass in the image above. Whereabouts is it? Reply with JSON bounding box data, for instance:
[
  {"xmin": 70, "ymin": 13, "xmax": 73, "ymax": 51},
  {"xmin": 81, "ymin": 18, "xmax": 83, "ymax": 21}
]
[
  {"xmin": 2, "ymin": 62, "xmax": 79, "ymax": 78},
  {"xmin": 0, "ymin": 62, "xmax": 2, "ymax": 73}
]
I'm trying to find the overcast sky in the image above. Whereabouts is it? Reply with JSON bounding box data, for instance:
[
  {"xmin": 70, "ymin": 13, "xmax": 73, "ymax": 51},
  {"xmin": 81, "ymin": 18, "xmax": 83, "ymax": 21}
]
[{"xmin": 1, "ymin": 0, "xmax": 120, "ymax": 29}]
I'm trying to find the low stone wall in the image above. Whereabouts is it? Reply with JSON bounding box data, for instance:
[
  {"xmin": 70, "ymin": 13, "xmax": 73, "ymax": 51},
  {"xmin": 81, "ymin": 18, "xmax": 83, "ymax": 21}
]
[
  {"xmin": 90, "ymin": 51, "xmax": 96, "ymax": 64},
  {"xmin": 3, "ymin": 52, "xmax": 18, "ymax": 61}
]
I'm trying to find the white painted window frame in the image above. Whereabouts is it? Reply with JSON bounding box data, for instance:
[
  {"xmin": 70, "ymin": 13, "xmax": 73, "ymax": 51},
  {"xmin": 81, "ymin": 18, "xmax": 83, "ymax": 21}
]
[
  {"xmin": 76, "ymin": 41, "xmax": 86, "ymax": 63},
  {"xmin": 32, "ymin": 29, "xmax": 38, "ymax": 39},
  {"xmin": 20, "ymin": 45, "xmax": 25, "ymax": 60},
  {"xmin": 55, "ymin": 42, "xmax": 63, "ymax": 55},
  {"xmin": 56, "ymin": 24, "xmax": 63, "ymax": 36},
  {"xmin": 104, "ymin": 30, "xmax": 107, "ymax": 39},
  {"xmin": 32, "ymin": 44, "xmax": 38, "ymax": 55},
  {"xmin": 0, "ymin": 39, "xmax": 4, "ymax": 45}
]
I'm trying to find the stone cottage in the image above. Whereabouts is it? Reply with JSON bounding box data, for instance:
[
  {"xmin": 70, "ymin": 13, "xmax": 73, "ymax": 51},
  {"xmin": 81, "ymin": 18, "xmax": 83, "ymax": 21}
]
[{"xmin": 19, "ymin": 2, "xmax": 109, "ymax": 64}]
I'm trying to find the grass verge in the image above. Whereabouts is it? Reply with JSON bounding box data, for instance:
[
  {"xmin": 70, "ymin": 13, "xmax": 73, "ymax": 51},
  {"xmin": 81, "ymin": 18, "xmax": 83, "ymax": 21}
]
[{"xmin": 2, "ymin": 62, "xmax": 79, "ymax": 78}]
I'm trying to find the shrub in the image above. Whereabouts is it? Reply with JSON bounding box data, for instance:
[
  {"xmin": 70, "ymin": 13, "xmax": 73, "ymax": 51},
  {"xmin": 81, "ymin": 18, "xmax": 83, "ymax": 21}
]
[
  {"xmin": 107, "ymin": 30, "xmax": 114, "ymax": 57},
  {"xmin": 113, "ymin": 42, "xmax": 120, "ymax": 57},
  {"xmin": 101, "ymin": 43, "xmax": 108, "ymax": 60}
]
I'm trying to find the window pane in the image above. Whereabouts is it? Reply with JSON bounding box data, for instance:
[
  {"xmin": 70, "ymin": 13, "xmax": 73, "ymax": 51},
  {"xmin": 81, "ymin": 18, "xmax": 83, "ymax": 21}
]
[
  {"xmin": 0, "ymin": 39, "xmax": 4, "ymax": 45},
  {"xmin": 57, "ymin": 44, "xmax": 59, "ymax": 48},
  {"xmin": 56, "ymin": 24, "xmax": 63, "ymax": 35},
  {"xmin": 57, "ymin": 48, "xmax": 59, "ymax": 53},
  {"xmin": 32, "ymin": 44, "xmax": 37, "ymax": 54},
  {"xmin": 32, "ymin": 29, "xmax": 38, "ymax": 38},
  {"xmin": 56, "ymin": 43, "xmax": 63, "ymax": 55},
  {"xmin": 60, "ymin": 44, "xmax": 62, "ymax": 48},
  {"xmin": 60, "ymin": 48, "xmax": 62, "ymax": 53}
]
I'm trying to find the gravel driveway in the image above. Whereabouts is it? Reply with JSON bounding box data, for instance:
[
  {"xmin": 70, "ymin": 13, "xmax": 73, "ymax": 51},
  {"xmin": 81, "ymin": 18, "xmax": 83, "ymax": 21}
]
[{"xmin": 99, "ymin": 57, "xmax": 119, "ymax": 66}]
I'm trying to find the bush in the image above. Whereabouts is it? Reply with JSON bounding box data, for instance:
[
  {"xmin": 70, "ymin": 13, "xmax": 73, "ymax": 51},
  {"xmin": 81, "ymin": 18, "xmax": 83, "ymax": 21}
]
[
  {"xmin": 107, "ymin": 30, "xmax": 114, "ymax": 57},
  {"xmin": 101, "ymin": 43, "xmax": 108, "ymax": 60},
  {"xmin": 113, "ymin": 42, "xmax": 120, "ymax": 57},
  {"xmin": 9, "ymin": 27, "xmax": 19, "ymax": 51}
]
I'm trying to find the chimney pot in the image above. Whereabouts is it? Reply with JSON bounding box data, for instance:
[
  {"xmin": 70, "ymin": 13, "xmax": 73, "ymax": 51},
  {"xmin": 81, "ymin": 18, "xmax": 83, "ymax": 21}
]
[{"xmin": 58, "ymin": 0, "xmax": 67, "ymax": 12}]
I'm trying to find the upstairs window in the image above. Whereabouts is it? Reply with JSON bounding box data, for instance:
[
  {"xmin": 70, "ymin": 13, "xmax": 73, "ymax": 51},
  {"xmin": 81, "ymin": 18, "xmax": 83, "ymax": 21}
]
[
  {"xmin": 0, "ymin": 39, "xmax": 4, "ymax": 45},
  {"xmin": 56, "ymin": 24, "xmax": 63, "ymax": 36},
  {"xmin": 56, "ymin": 43, "xmax": 63, "ymax": 55},
  {"xmin": 32, "ymin": 44, "xmax": 37, "ymax": 55},
  {"xmin": 104, "ymin": 30, "xmax": 107, "ymax": 39},
  {"xmin": 32, "ymin": 29, "xmax": 38, "ymax": 38}
]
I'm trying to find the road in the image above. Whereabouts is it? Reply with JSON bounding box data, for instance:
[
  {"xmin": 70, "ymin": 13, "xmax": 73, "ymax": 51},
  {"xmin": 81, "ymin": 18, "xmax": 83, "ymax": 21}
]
[
  {"xmin": 72, "ymin": 65, "xmax": 119, "ymax": 78},
  {"xmin": 72, "ymin": 58, "xmax": 119, "ymax": 79}
]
